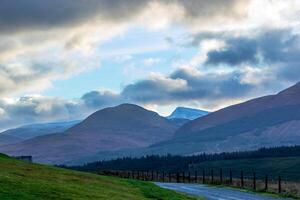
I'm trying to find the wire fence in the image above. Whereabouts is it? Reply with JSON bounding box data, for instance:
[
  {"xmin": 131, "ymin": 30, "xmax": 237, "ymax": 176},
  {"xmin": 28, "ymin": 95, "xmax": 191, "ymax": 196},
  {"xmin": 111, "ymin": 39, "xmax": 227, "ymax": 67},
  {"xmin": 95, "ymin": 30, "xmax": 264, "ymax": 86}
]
[{"xmin": 98, "ymin": 169, "xmax": 300, "ymax": 198}]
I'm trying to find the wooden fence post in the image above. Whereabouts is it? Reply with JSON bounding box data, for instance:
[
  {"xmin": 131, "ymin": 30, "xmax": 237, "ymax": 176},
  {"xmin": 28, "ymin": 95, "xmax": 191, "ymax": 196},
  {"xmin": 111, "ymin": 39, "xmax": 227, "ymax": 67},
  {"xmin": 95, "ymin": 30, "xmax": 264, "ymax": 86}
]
[
  {"xmin": 133, "ymin": 171, "xmax": 136, "ymax": 179},
  {"xmin": 169, "ymin": 172, "xmax": 171, "ymax": 182},
  {"xmin": 220, "ymin": 169, "xmax": 223, "ymax": 184},
  {"xmin": 241, "ymin": 170, "xmax": 244, "ymax": 188},
  {"xmin": 137, "ymin": 171, "xmax": 140, "ymax": 180},
  {"xmin": 265, "ymin": 175, "xmax": 268, "ymax": 191},
  {"xmin": 183, "ymin": 172, "xmax": 185, "ymax": 183},
  {"xmin": 229, "ymin": 169, "xmax": 233, "ymax": 185},
  {"xmin": 202, "ymin": 169, "xmax": 205, "ymax": 184},
  {"xmin": 176, "ymin": 172, "xmax": 180, "ymax": 183},
  {"xmin": 278, "ymin": 176, "xmax": 281, "ymax": 193},
  {"xmin": 188, "ymin": 172, "xmax": 191, "ymax": 183},
  {"xmin": 253, "ymin": 172, "xmax": 256, "ymax": 190},
  {"xmin": 211, "ymin": 169, "xmax": 214, "ymax": 184},
  {"xmin": 195, "ymin": 171, "xmax": 198, "ymax": 183},
  {"xmin": 156, "ymin": 171, "xmax": 159, "ymax": 181},
  {"xmin": 162, "ymin": 171, "xmax": 165, "ymax": 182}
]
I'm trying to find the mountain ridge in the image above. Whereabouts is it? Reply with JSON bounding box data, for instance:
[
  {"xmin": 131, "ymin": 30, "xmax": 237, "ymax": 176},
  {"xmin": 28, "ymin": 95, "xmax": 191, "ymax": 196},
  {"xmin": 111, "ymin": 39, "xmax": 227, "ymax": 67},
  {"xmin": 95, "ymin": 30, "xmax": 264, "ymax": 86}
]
[{"xmin": 167, "ymin": 107, "xmax": 209, "ymax": 120}]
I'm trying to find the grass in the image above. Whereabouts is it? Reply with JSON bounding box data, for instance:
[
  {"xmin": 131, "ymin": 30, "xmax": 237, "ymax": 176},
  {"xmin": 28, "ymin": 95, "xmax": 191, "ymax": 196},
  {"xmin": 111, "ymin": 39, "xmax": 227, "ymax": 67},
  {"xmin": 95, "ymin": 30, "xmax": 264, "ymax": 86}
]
[{"xmin": 0, "ymin": 154, "xmax": 204, "ymax": 200}]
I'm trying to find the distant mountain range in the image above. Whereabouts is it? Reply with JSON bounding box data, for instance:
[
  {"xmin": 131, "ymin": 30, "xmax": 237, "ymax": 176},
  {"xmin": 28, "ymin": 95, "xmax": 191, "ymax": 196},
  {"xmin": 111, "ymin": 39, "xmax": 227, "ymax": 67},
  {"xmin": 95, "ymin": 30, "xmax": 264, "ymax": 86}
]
[
  {"xmin": 167, "ymin": 107, "xmax": 209, "ymax": 120},
  {"xmin": 0, "ymin": 104, "xmax": 177, "ymax": 164},
  {"xmin": 1, "ymin": 82, "xmax": 300, "ymax": 165},
  {"xmin": 141, "ymin": 82, "xmax": 300, "ymax": 155},
  {"xmin": 78, "ymin": 82, "xmax": 300, "ymax": 163},
  {"xmin": 0, "ymin": 120, "xmax": 80, "ymax": 141}
]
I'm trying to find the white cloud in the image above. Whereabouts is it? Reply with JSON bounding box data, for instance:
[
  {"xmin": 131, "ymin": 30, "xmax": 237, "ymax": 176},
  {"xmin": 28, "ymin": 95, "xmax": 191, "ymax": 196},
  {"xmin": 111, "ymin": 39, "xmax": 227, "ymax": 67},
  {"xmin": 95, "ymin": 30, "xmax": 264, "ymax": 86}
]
[{"xmin": 143, "ymin": 58, "xmax": 162, "ymax": 66}]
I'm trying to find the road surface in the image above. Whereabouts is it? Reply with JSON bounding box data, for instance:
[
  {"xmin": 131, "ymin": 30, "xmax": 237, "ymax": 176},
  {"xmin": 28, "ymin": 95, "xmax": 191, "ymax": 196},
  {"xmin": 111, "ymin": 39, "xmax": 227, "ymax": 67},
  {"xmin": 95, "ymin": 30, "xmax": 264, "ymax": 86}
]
[{"xmin": 155, "ymin": 182, "xmax": 290, "ymax": 200}]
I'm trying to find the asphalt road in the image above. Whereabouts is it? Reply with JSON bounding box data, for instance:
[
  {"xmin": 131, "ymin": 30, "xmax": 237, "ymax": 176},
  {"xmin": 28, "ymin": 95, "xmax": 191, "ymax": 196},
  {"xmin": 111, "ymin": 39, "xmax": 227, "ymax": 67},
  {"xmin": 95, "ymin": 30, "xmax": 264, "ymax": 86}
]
[{"xmin": 155, "ymin": 182, "xmax": 290, "ymax": 200}]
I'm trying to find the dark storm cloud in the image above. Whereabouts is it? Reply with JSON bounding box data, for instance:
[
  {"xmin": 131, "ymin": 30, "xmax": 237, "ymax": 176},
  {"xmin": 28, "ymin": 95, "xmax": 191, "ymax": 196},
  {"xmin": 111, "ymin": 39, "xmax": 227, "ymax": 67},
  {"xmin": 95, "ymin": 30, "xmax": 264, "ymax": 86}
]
[
  {"xmin": 121, "ymin": 68, "xmax": 254, "ymax": 104},
  {"xmin": 205, "ymin": 29, "xmax": 300, "ymax": 66},
  {"xmin": 0, "ymin": 0, "xmax": 249, "ymax": 33},
  {"xmin": 0, "ymin": 0, "xmax": 147, "ymax": 33},
  {"xmin": 206, "ymin": 38, "xmax": 258, "ymax": 65}
]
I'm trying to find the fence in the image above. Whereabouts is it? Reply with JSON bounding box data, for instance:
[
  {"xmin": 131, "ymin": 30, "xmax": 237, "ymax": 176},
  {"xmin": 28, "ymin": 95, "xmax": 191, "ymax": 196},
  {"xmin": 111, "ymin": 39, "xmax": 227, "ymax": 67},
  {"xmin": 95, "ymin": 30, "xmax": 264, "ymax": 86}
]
[{"xmin": 98, "ymin": 169, "xmax": 300, "ymax": 198}]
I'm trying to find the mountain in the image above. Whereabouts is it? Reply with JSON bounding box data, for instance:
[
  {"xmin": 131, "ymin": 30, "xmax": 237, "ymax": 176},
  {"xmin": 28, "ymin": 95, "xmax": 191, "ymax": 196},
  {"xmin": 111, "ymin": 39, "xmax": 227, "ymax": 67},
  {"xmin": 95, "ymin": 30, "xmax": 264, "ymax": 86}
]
[
  {"xmin": 144, "ymin": 82, "xmax": 300, "ymax": 155},
  {"xmin": 0, "ymin": 120, "xmax": 81, "ymax": 142},
  {"xmin": 82, "ymin": 82, "xmax": 300, "ymax": 161},
  {"xmin": 0, "ymin": 104, "xmax": 177, "ymax": 165},
  {"xmin": 167, "ymin": 118, "xmax": 190, "ymax": 128},
  {"xmin": 167, "ymin": 107, "xmax": 209, "ymax": 120},
  {"xmin": 0, "ymin": 134, "xmax": 22, "ymax": 146}
]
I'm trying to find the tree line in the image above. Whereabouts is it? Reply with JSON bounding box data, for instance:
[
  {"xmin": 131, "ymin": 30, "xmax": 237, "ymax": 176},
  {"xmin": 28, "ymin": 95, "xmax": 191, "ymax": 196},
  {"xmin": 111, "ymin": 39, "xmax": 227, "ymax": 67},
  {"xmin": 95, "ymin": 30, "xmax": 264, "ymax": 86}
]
[{"xmin": 67, "ymin": 145, "xmax": 300, "ymax": 172}]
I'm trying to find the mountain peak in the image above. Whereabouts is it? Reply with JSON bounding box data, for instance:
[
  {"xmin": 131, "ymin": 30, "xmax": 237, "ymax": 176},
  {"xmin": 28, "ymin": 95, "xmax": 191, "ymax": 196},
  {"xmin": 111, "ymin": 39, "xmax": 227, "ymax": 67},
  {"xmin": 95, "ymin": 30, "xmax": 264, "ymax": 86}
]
[{"xmin": 167, "ymin": 107, "xmax": 209, "ymax": 120}]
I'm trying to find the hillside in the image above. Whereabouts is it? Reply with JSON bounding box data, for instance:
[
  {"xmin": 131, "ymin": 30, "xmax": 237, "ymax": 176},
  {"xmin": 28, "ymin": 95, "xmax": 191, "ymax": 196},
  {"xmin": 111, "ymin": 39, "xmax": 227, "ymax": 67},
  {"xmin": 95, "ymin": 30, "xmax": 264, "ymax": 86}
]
[
  {"xmin": 176, "ymin": 82, "xmax": 300, "ymax": 135},
  {"xmin": 0, "ymin": 134, "xmax": 21, "ymax": 146},
  {"xmin": 0, "ymin": 104, "xmax": 177, "ymax": 165},
  {"xmin": 0, "ymin": 153, "xmax": 202, "ymax": 200}
]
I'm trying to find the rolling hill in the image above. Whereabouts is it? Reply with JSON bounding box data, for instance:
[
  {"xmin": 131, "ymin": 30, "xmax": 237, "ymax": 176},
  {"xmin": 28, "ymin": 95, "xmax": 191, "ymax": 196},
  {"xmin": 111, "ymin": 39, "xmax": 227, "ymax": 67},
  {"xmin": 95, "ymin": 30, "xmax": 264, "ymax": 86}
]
[
  {"xmin": 0, "ymin": 104, "xmax": 177, "ymax": 165},
  {"xmin": 0, "ymin": 153, "xmax": 202, "ymax": 200}
]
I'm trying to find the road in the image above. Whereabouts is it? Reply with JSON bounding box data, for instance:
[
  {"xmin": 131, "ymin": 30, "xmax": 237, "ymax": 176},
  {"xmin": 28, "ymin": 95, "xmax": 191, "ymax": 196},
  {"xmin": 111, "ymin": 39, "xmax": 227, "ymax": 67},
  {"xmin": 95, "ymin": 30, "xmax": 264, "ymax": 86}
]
[{"xmin": 155, "ymin": 182, "xmax": 290, "ymax": 200}]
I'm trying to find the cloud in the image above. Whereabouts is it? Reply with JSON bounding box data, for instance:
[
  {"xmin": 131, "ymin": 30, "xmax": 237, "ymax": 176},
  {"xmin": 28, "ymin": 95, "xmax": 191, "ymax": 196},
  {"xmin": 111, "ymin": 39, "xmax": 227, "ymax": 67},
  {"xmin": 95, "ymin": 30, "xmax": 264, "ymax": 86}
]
[
  {"xmin": 0, "ymin": 96, "xmax": 83, "ymax": 130},
  {"xmin": 121, "ymin": 68, "xmax": 255, "ymax": 105},
  {"xmin": 0, "ymin": 91, "xmax": 124, "ymax": 130},
  {"xmin": 81, "ymin": 91, "xmax": 122, "ymax": 109},
  {"xmin": 205, "ymin": 38, "xmax": 258, "ymax": 65},
  {"xmin": 143, "ymin": 58, "xmax": 162, "ymax": 66},
  {"xmin": 0, "ymin": 0, "xmax": 251, "ymax": 98},
  {"xmin": 0, "ymin": 0, "xmax": 249, "ymax": 34},
  {"xmin": 198, "ymin": 29, "xmax": 300, "ymax": 67}
]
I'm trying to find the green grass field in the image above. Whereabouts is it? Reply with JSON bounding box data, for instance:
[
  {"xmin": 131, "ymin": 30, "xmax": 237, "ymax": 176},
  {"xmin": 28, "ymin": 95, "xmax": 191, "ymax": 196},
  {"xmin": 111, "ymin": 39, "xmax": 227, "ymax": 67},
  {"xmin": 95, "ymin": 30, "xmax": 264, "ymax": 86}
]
[
  {"xmin": 0, "ymin": 154, "xmax": 204, "ymax": 200},
  {"xmin": 192, "ymin": 156, "xmax": 300, "ymax": 181}
]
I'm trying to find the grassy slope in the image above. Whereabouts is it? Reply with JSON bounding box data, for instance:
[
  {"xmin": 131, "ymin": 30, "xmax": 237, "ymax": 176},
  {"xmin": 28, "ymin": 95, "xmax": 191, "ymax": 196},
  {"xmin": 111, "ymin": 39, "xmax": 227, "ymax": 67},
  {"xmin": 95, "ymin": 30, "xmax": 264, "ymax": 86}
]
[
  {"xmin": 193, "ymin": 157, "xmax": 300, "ymax": 181},
  {"xmin": 0, "ymin": 154, "xmax": 203, "ymax": 200}
]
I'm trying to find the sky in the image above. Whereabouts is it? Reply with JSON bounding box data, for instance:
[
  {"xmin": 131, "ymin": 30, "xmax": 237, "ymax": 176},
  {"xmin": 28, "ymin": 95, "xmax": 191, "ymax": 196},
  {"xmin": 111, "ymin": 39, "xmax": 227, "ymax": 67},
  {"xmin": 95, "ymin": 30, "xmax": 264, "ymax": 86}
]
[{"xmin": 0, "ymin": 0, "xmax": 300, "ymax": 130}]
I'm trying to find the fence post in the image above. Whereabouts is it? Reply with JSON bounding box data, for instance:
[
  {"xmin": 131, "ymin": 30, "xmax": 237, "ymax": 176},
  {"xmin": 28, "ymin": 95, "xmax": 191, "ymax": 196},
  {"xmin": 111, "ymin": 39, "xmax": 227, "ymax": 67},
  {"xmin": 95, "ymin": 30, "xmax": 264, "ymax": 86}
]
[
  {"xmin": 229, "ymin": 169, "xmax": 233, "ymax": 185},
  {"xmin": 241, "ymin": 170, "xmax": 244, "ymax": 188},
  {"xmin": 195, "ymin": 171, "xmax": 198, "ymax": 183},
  {"xmin": 151, "ymin": 171, "xmax": 154, "ymax": 181},
  {"xmin": 176, "ymin": 172, "xmax": 180, "ymax": 183},
  {"xmin": 183, "ymin": 172, "xmax": 185, "ymax": 183},
  {"xmin": 202, "ymin": 169, "xmax": 205, "ymax": 184},
  {"xmin": 220, "ymin": 169, "xmax": 223, "ymax": 184},
  {"xmin": 253, "ymin": 172, "xmax": 256, "ymax": 190},
  {"xmin": 169, "ymin": 172, "xmax": 171, "ymax": 182},
  {"xmin": 156, "ymin": 171, "xmax": 159, "ymax": 181},
  {"xmin": 265, "ymin": 175, "xmax": 268, "ymax": 191},
  {"xmin": 188, "ymin": 172, "xmax": 191, "ymax": 183},
  {"xmin": 162, "ymin": 171, "xmax": 165, "ymax": 182},
  {"xmin": 137, "ymin": 171, "xmax": 140, "ymax": 180},
  {"xmin": 278, "ymin": 176, "xmax": 281, "ymax": 193},
  {"xmin": 211, "ymin": 169, "xmax": 214, "ymax": 184}
]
